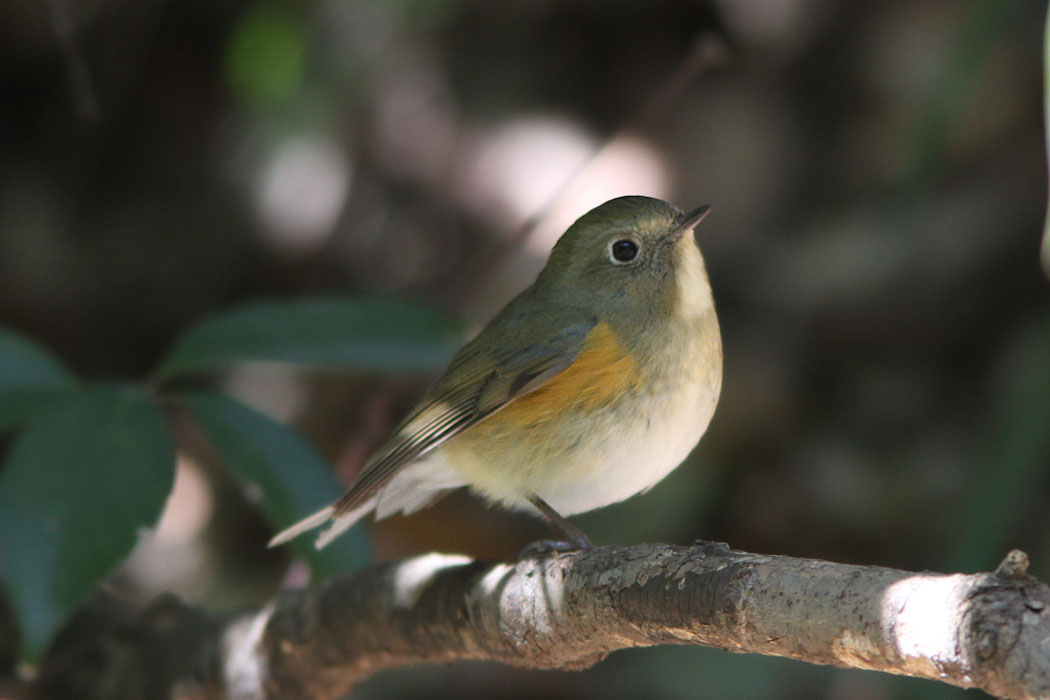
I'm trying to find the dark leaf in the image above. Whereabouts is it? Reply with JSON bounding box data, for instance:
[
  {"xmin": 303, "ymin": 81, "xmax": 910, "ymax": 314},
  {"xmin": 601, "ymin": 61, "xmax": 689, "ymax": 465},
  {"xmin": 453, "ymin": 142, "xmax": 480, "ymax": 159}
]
[
  {"xmin": 182, "ymin": 391, "xmax": 370, "ymax": 576},
  {"xmin": 0, "ymin": 385, "xmax": 174, "ymax": 660},
  {"xmin": 0, "ymin": 328, "xmax": 78, "ymax": 430},
  {"xmin": 158, "ymin": 297, "xmax": 464, "ymax": 380}
]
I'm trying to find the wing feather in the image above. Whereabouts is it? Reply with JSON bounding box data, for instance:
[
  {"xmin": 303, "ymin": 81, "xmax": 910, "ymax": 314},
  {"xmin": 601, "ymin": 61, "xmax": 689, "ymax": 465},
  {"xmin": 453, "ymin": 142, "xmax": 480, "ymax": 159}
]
[{"xmin": 330, "ymin": 317, "xmax": 595, "ymax": 516}]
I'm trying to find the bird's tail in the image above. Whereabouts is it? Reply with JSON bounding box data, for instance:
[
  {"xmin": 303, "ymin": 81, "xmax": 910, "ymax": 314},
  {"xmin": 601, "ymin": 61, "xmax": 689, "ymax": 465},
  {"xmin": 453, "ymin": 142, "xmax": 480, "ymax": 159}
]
[
  {"xmin": 268, "ymin": 458, "xmax": 464, "ymax": 550},
  {"xmin": 267, "ymin": 499, "xmax": 375, "ymax": 550}
]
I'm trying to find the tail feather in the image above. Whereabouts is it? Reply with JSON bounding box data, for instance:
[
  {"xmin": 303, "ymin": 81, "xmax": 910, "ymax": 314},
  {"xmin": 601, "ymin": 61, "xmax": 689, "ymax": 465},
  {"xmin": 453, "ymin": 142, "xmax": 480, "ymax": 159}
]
[
  {"xmin": 314, "ymin": 500, "xmax": 374, "ymax": 549},
  {"xmin": 268, "ymin": 460, "xmax": 465, "ymax": 550},
  {"xmin": 268, "ymin": 499, "xmax": 377, "ymax": 550},
  {"xmin": 268, "ymin": 505, "xmax": 334, "ymax": 547}
]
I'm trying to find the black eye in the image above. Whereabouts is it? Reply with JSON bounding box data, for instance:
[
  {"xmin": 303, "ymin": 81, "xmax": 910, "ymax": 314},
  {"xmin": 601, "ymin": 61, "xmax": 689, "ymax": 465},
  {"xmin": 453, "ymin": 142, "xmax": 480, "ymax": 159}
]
[{"xmin": 609, "ymin": 238, "xmax": 639, "ymax": 264}]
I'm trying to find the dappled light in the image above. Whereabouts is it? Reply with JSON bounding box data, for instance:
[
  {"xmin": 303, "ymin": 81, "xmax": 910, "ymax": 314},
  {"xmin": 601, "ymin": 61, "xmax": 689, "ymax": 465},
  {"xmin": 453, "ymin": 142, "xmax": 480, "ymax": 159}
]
[{"xmin": 254, "ymin": 135, "xmax": 353, "ymax": 254}]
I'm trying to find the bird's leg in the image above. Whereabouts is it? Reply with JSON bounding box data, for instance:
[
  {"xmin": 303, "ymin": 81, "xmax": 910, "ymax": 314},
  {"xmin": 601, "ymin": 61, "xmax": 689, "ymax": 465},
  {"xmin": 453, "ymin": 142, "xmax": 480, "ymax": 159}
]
[{"xmin": 520, "ymin": 495, "xmax": 594, "ymax": 555}]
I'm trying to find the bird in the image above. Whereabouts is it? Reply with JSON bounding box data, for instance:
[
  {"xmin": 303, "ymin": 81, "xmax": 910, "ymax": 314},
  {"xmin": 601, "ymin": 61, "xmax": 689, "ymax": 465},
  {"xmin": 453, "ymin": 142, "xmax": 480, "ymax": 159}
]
[{"xmin": 269, "ymin": 195, "xmax": 722, "ymax": 551}]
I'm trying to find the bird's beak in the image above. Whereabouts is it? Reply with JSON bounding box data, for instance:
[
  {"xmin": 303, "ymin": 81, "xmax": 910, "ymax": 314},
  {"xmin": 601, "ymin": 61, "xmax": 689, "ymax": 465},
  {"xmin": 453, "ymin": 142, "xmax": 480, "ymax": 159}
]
[{"xmin": 663, "ymin": 204, "xmax": 712, "ymax": 245}]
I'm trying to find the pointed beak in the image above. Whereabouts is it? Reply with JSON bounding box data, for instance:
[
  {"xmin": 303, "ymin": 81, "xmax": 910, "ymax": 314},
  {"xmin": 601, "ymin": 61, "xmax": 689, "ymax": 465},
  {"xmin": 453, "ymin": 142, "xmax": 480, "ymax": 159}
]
[{"xmin": 663, "ymin": 204, "xmax": 712, "ymax": 244}]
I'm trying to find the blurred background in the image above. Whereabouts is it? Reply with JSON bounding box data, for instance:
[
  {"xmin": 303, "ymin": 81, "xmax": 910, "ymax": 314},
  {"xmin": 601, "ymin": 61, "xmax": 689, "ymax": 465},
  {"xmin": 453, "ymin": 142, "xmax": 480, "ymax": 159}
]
[{"xmin": 2, "ymin": 0, "xmax": 1049, "ymax": 698}]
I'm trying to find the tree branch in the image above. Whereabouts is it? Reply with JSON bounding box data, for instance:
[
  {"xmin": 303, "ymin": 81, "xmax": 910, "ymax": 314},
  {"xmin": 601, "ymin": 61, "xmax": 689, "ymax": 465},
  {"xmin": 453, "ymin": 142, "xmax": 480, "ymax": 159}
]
[{"xmin": 36, "ymin": 544, "xmax": 1050, "ymax": 700}]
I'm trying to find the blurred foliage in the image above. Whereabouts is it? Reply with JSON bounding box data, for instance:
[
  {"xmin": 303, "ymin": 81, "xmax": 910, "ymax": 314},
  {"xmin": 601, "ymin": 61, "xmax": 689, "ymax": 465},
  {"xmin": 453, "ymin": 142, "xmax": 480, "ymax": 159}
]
[
  {"xmin": 0, "ymin": 384, "xmax": 173, "ymax": 659},
  {"xmin": 159, "ymin": 296, "xmax": 463, "ymax": 379},
  {"xmin": 0, "ymin": 296, "xmax": 460, "ymax": 659},
  {"xmin": 0, "ymin": 0, "xmax": 1048, "ymax": 697},
  {"xmin": 226, "ymin": 3, "xmax": 308, "ymax": 106},
  {"xmin": 184, "ymin": 390, "xmax": 372, "ymax": 576},
  {"xmin": 0, "ymin": 329, "xmax": 78, "ymax": 430}
]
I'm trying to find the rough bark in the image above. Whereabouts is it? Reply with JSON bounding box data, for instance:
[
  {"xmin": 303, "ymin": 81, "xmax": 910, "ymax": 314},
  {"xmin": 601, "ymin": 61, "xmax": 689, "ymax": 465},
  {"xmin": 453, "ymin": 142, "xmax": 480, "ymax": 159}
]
[{"xmin": 31, "ymin": 544, "xmax": 1050, "ymax": 700}]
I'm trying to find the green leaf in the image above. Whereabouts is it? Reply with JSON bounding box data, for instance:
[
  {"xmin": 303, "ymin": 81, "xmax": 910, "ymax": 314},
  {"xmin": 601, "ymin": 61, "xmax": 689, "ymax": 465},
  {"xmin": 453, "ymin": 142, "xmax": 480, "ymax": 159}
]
[
  {"xmin": 0, "ymin": 328, "xmax": 78, "ymax": 430},
  {"xmin": 182, "ymin": 391, "xmax": 370, "ymax": 576},
  {"xmin": 158, "ymin": 297, "xmax": 464, "ymax": 381},
  {"xmin": 226, "ymin": 3, "xmax": 307, "ymax": 106},
  {"xmin": 0, "ymin": 328, "xmax": 75, "ymax": 392},
  {"xmin": 0, "ymin": 385, "xmax": 174, "ymax": 660}
]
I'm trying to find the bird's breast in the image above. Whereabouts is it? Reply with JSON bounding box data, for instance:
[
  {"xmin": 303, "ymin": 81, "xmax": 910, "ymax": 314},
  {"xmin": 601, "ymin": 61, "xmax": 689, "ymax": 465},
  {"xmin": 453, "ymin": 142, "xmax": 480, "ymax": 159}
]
[
  {"xmin": 496, "ymin": 321, "xmax": 641, "ymax": 423},
  {"xmin": 443, "ymin": 314, "xmax": 721, "ymax": 515}
]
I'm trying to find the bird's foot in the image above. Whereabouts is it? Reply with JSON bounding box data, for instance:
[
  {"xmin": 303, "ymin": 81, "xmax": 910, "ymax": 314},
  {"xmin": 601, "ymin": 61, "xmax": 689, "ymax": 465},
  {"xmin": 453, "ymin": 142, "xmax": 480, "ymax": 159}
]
[{"xmin": 516, "ymin": 537, "xmax": 591, "ymax": 560}]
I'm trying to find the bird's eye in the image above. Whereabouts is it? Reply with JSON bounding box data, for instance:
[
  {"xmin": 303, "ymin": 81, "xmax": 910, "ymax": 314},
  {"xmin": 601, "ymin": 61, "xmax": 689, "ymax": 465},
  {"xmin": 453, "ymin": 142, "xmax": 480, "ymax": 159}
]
[{"xmin": 608, "ymin": 238, "xmax": 640, "ymax": 264}]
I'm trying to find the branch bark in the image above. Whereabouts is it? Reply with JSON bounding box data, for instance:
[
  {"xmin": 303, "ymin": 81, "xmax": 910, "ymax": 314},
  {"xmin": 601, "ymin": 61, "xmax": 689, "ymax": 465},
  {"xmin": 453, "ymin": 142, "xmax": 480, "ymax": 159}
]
[{"xmin": 35, "ymin": 543, "xmax": 1050, "ymax": 700}]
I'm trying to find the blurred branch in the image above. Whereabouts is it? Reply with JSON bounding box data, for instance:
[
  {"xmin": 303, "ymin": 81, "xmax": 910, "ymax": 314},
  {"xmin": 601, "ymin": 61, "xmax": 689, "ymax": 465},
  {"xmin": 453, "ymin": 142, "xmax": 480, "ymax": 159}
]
[
  {"xmin": 34, "ymin": 544, "xmax": 1050, "ymax": 700},
  {"xmin": 469, "ymin": 33, "xmax": 731, "ymax": 312}
]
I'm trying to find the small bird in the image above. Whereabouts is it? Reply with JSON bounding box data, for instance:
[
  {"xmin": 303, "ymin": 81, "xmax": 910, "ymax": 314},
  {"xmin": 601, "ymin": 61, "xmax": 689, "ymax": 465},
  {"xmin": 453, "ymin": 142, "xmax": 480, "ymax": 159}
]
[{"xmin": 270, "ymin": 195, "xmax": 722, "ymax": 550}]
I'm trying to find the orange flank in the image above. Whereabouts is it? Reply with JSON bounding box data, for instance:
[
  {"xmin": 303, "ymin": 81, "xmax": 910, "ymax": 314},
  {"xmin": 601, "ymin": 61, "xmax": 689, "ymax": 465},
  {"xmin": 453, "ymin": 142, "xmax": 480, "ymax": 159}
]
[{"xmin": 501, "ymin": 322, "xmax": 639, "ymax": 422}]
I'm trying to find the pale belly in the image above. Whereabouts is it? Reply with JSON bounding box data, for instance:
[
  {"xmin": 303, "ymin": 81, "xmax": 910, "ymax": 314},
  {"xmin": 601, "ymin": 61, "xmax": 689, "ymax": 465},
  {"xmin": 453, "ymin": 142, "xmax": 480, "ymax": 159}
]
[{"xmin": 440, "ymin": 368, "xmax": 720, "ymax": 515}]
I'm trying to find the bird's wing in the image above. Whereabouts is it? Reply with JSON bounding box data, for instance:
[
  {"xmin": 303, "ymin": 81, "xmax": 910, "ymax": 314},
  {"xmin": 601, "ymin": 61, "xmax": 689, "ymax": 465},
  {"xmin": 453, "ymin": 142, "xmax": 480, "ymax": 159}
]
[{"xmin": 329, "ymin": 313, "xmax": 597, "ymax": 517}]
